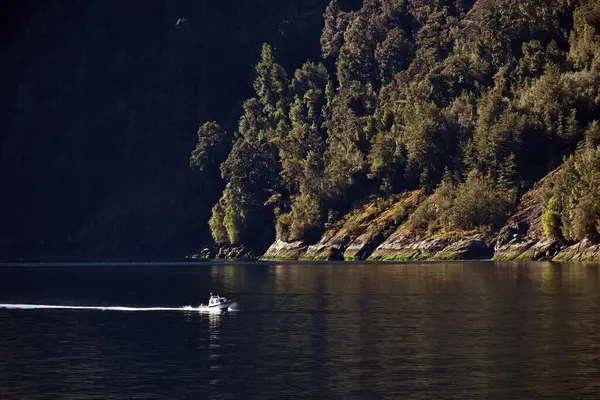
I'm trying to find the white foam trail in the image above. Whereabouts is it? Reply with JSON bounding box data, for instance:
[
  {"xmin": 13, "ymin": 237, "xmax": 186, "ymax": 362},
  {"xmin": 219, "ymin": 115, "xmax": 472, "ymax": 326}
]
[{"xmin": 0, "ymin": 304, "xmax": 224, "ymax": 312}]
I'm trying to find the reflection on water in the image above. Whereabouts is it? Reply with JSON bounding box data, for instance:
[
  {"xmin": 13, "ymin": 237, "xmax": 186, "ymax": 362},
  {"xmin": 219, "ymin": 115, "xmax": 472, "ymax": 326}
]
[
  {"xmin": 0, "ymin": 262, "xmax": 599, "ymax": 399},
  {"xmin": 204, "ymin": 261, "xmax": 600, "ymax": 399}
]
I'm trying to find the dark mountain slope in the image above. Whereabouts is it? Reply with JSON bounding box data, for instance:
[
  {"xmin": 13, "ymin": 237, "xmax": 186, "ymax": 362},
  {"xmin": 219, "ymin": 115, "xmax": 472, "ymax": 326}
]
[{"xmin": 0, "ymin": 0, "xmax": 338, "ymax": 260}]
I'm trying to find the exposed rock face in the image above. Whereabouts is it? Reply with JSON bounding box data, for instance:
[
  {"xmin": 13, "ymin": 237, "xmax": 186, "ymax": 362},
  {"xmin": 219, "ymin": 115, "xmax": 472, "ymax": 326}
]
[
  {"xmin": 493, "ymin": 236, "xmax": 560, "ymax": 261},
  {"xmin": 262, "ymin": 239, "xmax": 308, "ymax": 260},
  {"xmin": 493, "ymin": 235, "xmax": 537, "ymax": 260},
  {"xmin": 303, "ymin": 231, "xmax": 348, "ymax": 260},
  {"xmin": 261, "ymin": 189, "xmax": 494, "ymax": 262},
  {"xmin": 342, "ymin": 191, "xmax": 425, "ymax": 260},
  {"xmin": 553, "ymin": 239, "xmax": 600, "ymax": 261},
  {"xmin": 369, "ymin": 234, "xmax": 492, "ymax": 260},
  {"xmin": 493, "ymin": 170, "xmax": 558, "ymax": 261},
  {"xmin": 342, "ymin": 232, "xmax": 387, "ymax": 260},
  {"xmin": 302, "ymin": 191, "xmax": 426, "ymax": 260},
  {"xmin": 440, "ymin": 237, "xmax": 493, "ymax": 260},
  {"xmin": 261, "ymin": 235, "xmax": 493, "ymax": 261}
]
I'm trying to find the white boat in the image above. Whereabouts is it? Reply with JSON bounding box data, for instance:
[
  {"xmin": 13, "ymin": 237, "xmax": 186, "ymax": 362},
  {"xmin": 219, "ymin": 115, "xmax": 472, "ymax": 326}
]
[{"xmin": 196, "ymin": 293, "xmax": 233, "ymax": 313}]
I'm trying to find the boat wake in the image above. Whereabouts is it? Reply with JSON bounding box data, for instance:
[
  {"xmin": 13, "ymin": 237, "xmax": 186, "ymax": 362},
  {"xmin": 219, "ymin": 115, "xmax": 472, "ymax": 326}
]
[{"xmin": 0, "ymin": 303, "xmax": 239, "ymax": 313}]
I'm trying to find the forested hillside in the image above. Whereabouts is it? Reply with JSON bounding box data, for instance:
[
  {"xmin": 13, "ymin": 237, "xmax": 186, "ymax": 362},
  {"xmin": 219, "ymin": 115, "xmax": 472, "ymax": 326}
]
[
  {"xmin": 3, "ymin": 0, "xmax": 599, "ymax": 261},
  {"xmin": 196, "ymin": 0, "xmax": 600, "ymax": 257},
  {"xmin": 1, "ymin": 0, "xmax": 345, "ymax": 260}
]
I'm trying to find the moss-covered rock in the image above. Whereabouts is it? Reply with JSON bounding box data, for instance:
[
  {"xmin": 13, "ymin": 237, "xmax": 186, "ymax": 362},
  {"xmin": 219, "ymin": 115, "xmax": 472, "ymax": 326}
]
[
  {"xmin": 303, "ymin": 231, "xmax": 350, "ymax": 260},
  {"xmin": 262, "ymin": 239, "xmax": 307, "ymax": 260},
  {"xmin": 369, "ymin": 232, "xmax": 491, "ymax": 261},
  {"xmin": 514, "ymin": 239, "xmax": 560, "ymax": 261},
  {"xmin": 343, "ymin": 191, "xmax": 425, "ymax": 260},
  {"xmin": 552, "ymin": 239, "xmax": 600, "ymax": 261}
]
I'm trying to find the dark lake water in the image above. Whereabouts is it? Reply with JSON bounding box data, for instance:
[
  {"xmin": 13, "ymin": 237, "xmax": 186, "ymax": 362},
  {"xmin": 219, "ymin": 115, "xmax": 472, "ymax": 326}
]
[{"xmin": 1, "ymin": 261, "xmax": 600, "ymax": 399}]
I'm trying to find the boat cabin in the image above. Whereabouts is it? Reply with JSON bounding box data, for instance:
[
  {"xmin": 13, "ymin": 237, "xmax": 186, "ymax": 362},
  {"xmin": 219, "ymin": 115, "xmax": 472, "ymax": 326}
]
[{"xmin": 208, "ymin": 294, "xmax": 227, "ymax": 307}]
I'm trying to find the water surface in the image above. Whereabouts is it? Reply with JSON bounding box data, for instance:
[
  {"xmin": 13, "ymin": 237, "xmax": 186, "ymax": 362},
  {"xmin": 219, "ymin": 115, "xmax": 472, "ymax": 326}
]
[{"xmin": 1, "ymin": 261, "xmax": 599, "ymax": 399}]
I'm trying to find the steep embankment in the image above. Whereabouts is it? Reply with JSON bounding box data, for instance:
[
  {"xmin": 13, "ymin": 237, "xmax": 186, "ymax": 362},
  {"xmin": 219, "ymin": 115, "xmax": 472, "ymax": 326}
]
[
  {"xmin": 315, "ymin": 192, "xmax": 427, "ymax": 260},
  {"xmin": 492, "ymin": 170, "xmax": 560, "ymax": 261},
  {"xmin": 264, "ymin": 191, "xmax": 422, "ymax": 260},
  {"xmin": 262, "ymin": 190, "xmax": 494, "ymax": 261},
  {"xmin": 264, "ymin": 161, "xmax": 600, "ymax": 262},
  {"xmin": 494, "ymin": 166, "xmax": 600, "ymax": 262}
]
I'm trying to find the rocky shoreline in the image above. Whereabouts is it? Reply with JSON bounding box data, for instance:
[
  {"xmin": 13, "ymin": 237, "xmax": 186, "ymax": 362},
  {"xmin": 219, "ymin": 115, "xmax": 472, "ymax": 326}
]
[
  {"xmin": 193, "ymin": 171, "xmax": 600, "ymax": 262},
  {"xmin": 193, "ymin": 235, "xmax": 599, "ymax": 263},
  {"xmin": 262, "ymin": 234, "xmax": 494, "ymax": 261},
  {"xmin": 190, "ymin": 244, "xmax": 260, "ymax": 260}
]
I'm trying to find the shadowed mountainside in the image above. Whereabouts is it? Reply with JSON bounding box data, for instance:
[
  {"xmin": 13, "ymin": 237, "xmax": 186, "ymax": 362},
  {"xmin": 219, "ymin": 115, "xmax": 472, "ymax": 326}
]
[{"xmin": 1, "ymin": 0, "xmax": 351, "ymax": 260}]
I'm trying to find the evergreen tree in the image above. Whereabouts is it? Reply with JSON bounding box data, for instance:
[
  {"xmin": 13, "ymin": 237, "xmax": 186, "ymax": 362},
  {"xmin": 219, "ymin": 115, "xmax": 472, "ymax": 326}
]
[{"xmin": 189, "ymin": 121, "xmax": 229, "ymax": 173}]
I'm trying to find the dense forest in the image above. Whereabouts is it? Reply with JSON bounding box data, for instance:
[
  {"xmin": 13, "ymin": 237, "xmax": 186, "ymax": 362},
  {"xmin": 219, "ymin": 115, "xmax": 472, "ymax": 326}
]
[
  {"xmin": 2, "ymin": 0, "xmax": 599, "ymax": 260},
  {"xmin": 196, "ymin": 0, "xmax": 600, "ymax": 254}
]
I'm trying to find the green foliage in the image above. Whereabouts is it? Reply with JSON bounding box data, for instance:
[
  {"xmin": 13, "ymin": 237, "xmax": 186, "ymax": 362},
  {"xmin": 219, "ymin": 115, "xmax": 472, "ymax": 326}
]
[
  {"xmin": 206, "ymin": 46, "xmax": 290, "ymax": 246},
  {"xmin": 543, "ymin": 144, "xmax": 600, "ymax": 242},
  {"xmin": 445, "ymin": 171, "xmax": 516, "ymax": 231},
  {"xmin": 288, "ymin": 193, "xmax": 324, "ymax": 242},
  {"xmin": 209, "ymin": 198, "xmax": 228, "ymax": 244},
  {"xmin": 519, "ymin": 40, "xmax": 545, "ymax": 79},
  {"xmin": 276, "ymin": 195, "xmax": 323, "ymax": 242},
  {"xmin": 569, "ymin": 1, "xmax": 600, "ymax": 71},
  {"xmin": 189, "ymin": 122, "xmax": 229, "ymax": 172},
  {"xmin": 275, "ymin": 212, "xmax": 294, "ymax": 242},
  {"xmin": 197, "ymin": 0, "xmax": 600, "ymax": 249},
  {"xmin": 468, "ymin": 88, "xmax": 538, "ymax": 182},
  {"xmin": 254, "ymin": 44, "xmax": 289, "ymax": 124},
  {"xmin": 375, "ymin": 27, "xmax": 414, "ymax": 83},
  {"xmin": 542, "ymin": 196, "xmax": 562, "ymax": 241},
  {"xmin": 407, "ymin": 170, "xmax": 516, "ymax": 235},
  {"xmin": 400, "ymin": 99, "xmax": 449, "ymax": 189},
  {"xmin": 222, "ymin": 187, "xmax": 246, "ymax": 246},
  {"xmin": 281, "ymin": 61, "xmax": 329, "ymax": 192},
  {"xmin": 517, "ymin": 68, "xmax": 600, "ymax": 146},
  {"xmin": 216, "ymin": 135, "xmax": 279, "ymax": 246},
  {"xmin": 336, "ymin": 14, "xmax": 376, "ymax": 87},
  {"xmin": 321, "ymin": 0, "xmax": 352, "ymax": 60},
  {"xmin": 585, "ymin": 121, "xmax": 600, "ymax": 147},
  {"xmin": 405, "ymin": 196, "xmax": 439, "ymax": 235}
]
